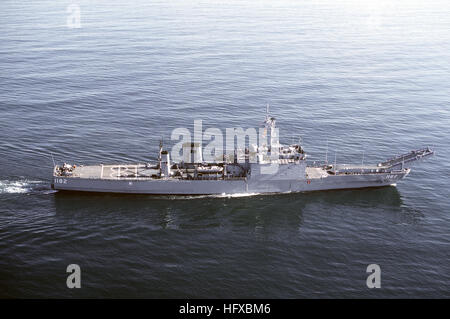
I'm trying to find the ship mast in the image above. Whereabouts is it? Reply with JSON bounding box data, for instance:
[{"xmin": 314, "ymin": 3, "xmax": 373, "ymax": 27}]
[
  {"xmin": 262, "ymin": 104, "xmax": 276, "ymax": 145},
  {"xmin": 158, "ymin": 138, "xmax": 163, "ymax": 167}
]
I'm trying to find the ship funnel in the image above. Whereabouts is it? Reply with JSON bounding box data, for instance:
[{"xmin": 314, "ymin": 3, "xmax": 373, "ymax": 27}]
[{"xmin": 182, "ymin": 142, "xmax": 203, "ymax": 163}]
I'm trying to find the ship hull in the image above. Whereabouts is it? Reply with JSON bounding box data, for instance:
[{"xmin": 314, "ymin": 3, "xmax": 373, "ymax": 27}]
[{"xmin": 53, "ymin": 170, "xmax": 408, "ymax": 195}]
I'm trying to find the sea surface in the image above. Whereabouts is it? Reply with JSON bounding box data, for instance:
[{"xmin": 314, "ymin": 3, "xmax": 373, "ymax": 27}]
[{"xmin": 0, "ymin": 0, "xmax": 449, "ymax": 298}]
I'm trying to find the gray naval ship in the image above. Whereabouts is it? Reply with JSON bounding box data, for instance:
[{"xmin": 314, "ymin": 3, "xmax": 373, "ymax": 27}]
[{"xmin": 52, "ymin": 112, "xmax": 434, "ymax": 195}]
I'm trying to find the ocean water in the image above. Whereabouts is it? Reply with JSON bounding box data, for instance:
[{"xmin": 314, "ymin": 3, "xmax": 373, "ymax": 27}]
[{"xmin": 0, "ymin": 0, "xmax": 449, "ymax": 298}]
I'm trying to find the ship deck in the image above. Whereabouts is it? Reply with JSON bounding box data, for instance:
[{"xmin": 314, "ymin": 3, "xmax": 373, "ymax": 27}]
[
  {"xmin": 58, "ymin": 164, "xmax": 161, "ymax": 180},
  {"xmin": 55, "ymin": 164, "xmax": 241, "ymax": 180},
  {"xmin": 56, "ymin": 163, "xmax": 395, "ymax": 181},
  {"xmin": 305, "ymin": 167, "xmax": 329, "ymax": 179}
]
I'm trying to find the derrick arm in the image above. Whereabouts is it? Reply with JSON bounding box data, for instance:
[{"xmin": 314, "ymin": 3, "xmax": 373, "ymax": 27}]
[{"xmin": 378, "ymin": 147, "xmax": 434, "ymax": 169}]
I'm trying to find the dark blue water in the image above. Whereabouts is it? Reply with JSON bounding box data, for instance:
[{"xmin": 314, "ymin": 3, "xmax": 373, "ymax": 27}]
[{"xmin": 0, "ymin": 0, "xmax": 449, "ymax": 298}]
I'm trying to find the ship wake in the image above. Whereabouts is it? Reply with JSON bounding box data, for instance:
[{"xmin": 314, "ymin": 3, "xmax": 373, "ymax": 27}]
[{"xmin": 0, "ymin": 180, "xmax": 50, "ymax": 194}]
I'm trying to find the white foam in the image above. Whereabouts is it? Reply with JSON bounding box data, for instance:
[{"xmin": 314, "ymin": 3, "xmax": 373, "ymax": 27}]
[
  {"xmin": 0, "ymin": 180, "xmax": 43, "ymax": 194},
  {"xmin": 216, "ymin": 192, "xmax": 261, "ymax": 198},
  {"xmin": 179, "ymin": 192, "xmax": 262, "ymax": 199},
  {"xmin": 154, "ymin": 192, "xmax": 263, "ymax": 200}
]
